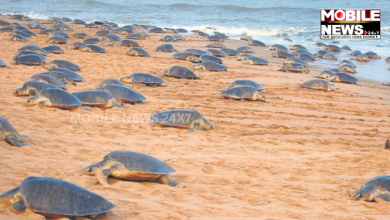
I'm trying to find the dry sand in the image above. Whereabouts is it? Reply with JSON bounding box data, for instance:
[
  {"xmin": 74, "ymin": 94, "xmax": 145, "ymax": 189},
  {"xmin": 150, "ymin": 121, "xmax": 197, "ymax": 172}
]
[{"xmin": 1, "ymin": 16, "xmax": 390, "ymax": 220}]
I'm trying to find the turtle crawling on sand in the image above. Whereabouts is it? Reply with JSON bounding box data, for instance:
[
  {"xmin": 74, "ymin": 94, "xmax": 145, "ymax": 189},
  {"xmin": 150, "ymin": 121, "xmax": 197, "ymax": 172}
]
[
  {"xmin": 300, "ymin": 79, "xmax": 334, "ymax": 91},
  {"xmin": 162, "ymin": 65, "xmax": 199, "ymax": 79},
  {"xmin": 25, "ymin": 88, "xmax": 82, "ymax": 110},
  {"xmin": 126, "ymin": 47, "xmax": 150, "ymax": 57},
  {"xmin": 121, "ymin": 73, "xmax": 164, "ymax": 87},
  {"xmin": 279, "ymin": 63, "xmax": 309, "ymax": 73},
  {"xmin": 0, "ymin": 177, "xmax": 115, "ymax": 218},
  {"xmin": 221, "ymin": 86, "xmax": 267, "ymax": 102},
  {"xmin": 228, "ymin": 79, "xmax": 265, "ymax": 91},
  {"xmin": 14, "ymin": 81, "xmax": 57, "ymax": 96},
  {"xmin": 72, "ymin": 90, "xmax": 122, "ymax": 108},
  {"xmin": 150, "ymin": 109, "xmax": 214, "ymax": 131},
  {"xmin": 0, "ymin": 116, "xmax": 27, "ymax": 147},
  {"xmin": 84, "ymin": 151, "xmax": 177, "ymax": 186},
  {"xmin": 353, "ymin": 176, "xmax": 390, "ymax": 202},
  {"xmin": 193, "ymin": 61, "xmax": 227, "ymax": 71}
]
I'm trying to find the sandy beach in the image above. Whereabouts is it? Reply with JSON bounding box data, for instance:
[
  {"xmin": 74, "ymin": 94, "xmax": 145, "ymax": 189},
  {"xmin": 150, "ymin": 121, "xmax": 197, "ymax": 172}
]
[{"xmin": 1, "ymin": 16, "xmax": 390, "ymax": 220}]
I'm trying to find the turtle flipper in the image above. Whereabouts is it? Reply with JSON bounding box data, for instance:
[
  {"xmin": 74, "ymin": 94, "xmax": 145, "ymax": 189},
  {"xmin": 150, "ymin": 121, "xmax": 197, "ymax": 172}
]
[
  {"xmin": 378, "ymin": 193, "xmax": 390, "ymax": 202},
  {"xmin": 9, "ymin": 199, "xmax": 26, "ymax": 214},
  {"xmin": 157, "ymin": 175, "xmax": 177, "ymax": 187},
  {"xmin": 5, "ymin": 134, "xmax": 26, "ymax": 147},
  {"xmin": 191, "ymin": 121, "xmax": 204, "ymax": 131},
  {"xmin": 96, "ymin": 163, "xmax": 121, "ymax": 186}
]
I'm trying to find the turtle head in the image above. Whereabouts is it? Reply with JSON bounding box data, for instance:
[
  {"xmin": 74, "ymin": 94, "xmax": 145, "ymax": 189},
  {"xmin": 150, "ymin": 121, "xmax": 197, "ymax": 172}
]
[
  {"xmin": 161, "ymin": 69, "xmax": 169, "ymax": 77},
  {"xmin": 0, "ymin": 186, "xmax": 20, "ymax": 204},
  {"xmin": 24, "ymin": 96, "xmax": 39, "ymax": 106},
  {"xmin": 193, "ymin": 64, "xmax": 205, "ymax": 70},
  {"xmin": 120, "ymin": 76, "xmax": 132, "ymax": 83},
  {"xmin": 256, "ymin": 92, "xmax": 268, "ymax": 102},
  {"xmin": 329, "ymin": 76, "xmax": 338, "ymax": 82},
  {"xmin": 268, "ymin": 46, "xmax": 274, "ymax": 50},
  {"xmin": 83, "ymin": 162, "xmax": 103, "ymax": 176},
  {"xmin": 187, "ymin": 56, "xmax": 199, "ymax": 63},
  {"xmin": 13, "ymin": 87, "xmax": 28, "ymax": 96},
  {"xmin": 354, "ymin": 184, "xmax": 376, "ymax": 201},
  {"xmin": 42, "ymin": 62, "xmax": 55, "ymax": 70}
]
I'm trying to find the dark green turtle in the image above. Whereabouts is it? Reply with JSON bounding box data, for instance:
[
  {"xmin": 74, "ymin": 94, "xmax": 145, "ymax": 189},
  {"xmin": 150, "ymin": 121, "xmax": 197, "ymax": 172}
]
[
  {"xmin": 46, "ymin": 36, "xmax": 68, "ymax": 44},
  {"xmin": 14, "ymin": 81, "xmax": 57, "ymax": 96},
  {"xmin": 191, "ymin": 54, "xmax": 223, "ymax": 64},
  {"xmin": 236, "ymin": 53, "xmax": 256, "ymax": 61},
  {"xmin": 50, "ymin": 67, "xmax": 84, "ymax": 82},
  {"xmin": 341, "ymin": 45, "xmax": 352, "ymax": 51},
  {"xmin": 0, "ymin": 116, "xmax": 27, "ymax": 147},
  {"xmin": 126, "ymin": 47, "xmax": 150, "ymax": 57},
  {"xmin": 339, "ymin": 64, "xmax": 356, "ymax": 73},
  {"xmin": 364, "ymin": 51, "xmax": 381, "ymax": 59},
  {"xmin": 269, "ymin": 44, "xmax": 288, "ymax": 52},
  {"xmin": 279, "ymin": 63, "xmax": 309, "ymax": 73},
  {"xmin": 156, "ymin": 43, "xmax": 177, "ymax": 53},
  {"xmin": 96, "ymin": 78, "xmax": 125, "ymax": 89},
  {"xmin": 72, "ymin": 32, "xmax": 89, "ymax": 39},
  {"xmin": 31, "ymin": 74, "xmax": 67, "ymax": 89},
  {"xmin": 316, "ymin": 70, "xmax": 335, "ymax": 79},
  {"xmin": 31, "ymin": 71, "xmax": 76, "ymax": 85},
  {"xmin": 193, "ymin": 61, "xmax": 227, "ymax": 71},
  {"xmin": 48, "ymin": 59, "xmax": 81, "ymax": 71},
  {"xmin": 207, "ymin": 42, "xmax": 225, "ymax": 48},
  {"xmin": 10, "ymin": 34, "xmax": 28, "ymax": 42},
  {"xmin": 355, "ymin": 54, "xmax": 369, "ymax": 62},
  {"xmin": 81, "ymin": 44, "xmax": 106, "ymax": 53},
  {"xmin": 221, "ymin": 48, "xmax": 239, "ymax": 56},
  {"xmin": 300, "ymin": 79, "xmax": 334, "ymax": 91},
  {"xmin": 0, "ymin": 177, "xmax": 115, "ymax": 218},
  {"xmin": 349, "ymin": 50, "xmax": 362, "ymax": 57},
  {"xmin": 25, "ymin": 88, "xmax": 82, "ymax": 109},
  {"xmin": 84, "ymin": 151, "xmax": 176, "ymax": 186},
  {"xmin": 298, "ymin": 53, "xmax": 315, "ymax": 61},
  {"xmin": 353, "ymin": 176, "xmax": 390, "ymax": 202},
  {"xmin": 150, "ymin": 109, "xmax": 214, "ymax": 131},
  {"xmin": 103, "ymin": 33, "xmax": 121, "ymax": 42},
  {"xmin": 323, "ymin": 53, "xmax": 338, "ymax": 61},
  {"xmin": 19, "ymin": 44, "xmax": 48, "ymax": 56},
  {"xmin": 14, "ymin": 55, "xmax": 47, "ymax": 66},
  {"xmin": 227, "ymin": 79, "xmax": 265, "ymax": 91},
  {"xmin": 0, "ymin": 59, "xmax": 7, "ymax": 67},
  {"xmin": 120, "ymin": 39, "xmax": 139, "ymax": 47},
  {"xmin": 68, "ymin": 41, "xmax": 87, "ymax": 50},
  {"xmin": 42, "ymin": 45, "xmax": 64, "ymax": 54},
  {"xmin": 338, "ymin": 60, "xmax": 356, "ymax": 68},
  {"xmin": 237, "ymin": 46, "xmax": 254, "ymax": 53},
  {"xmin": 185, "ymin": 49, "xmax": 207, "ymax": 57},
  {"xmin": 289, "ymin": 45, "xmax": 307, "ymax": 50},
  {"xmin": 72, "ymin": 90, "xmax": 122, "ymax": 108},
  {"xmin": 103, "ymin": 84, "xmax": 145, "ymax": 104},
  {"xmin": 313, "ymin": 50, "xmax": 328, "ymax": 58},
  {"xmin": 249, "ymin": 40, "xmax": 266, "ymax": 47},
  {"xmin": 206, "ymin": 49, "xmax": 226, "ymax": 57},
  {"xmin": 282, "ymin": 57, "xmax": 309, "ymax": 67},
  {"xmin": 329, "ymin": 72, "xmax": 359, "ymax": 84},
  {"xmin": 173, "ymin": 52, "xmax": 194, "ymax": 60},
  {"xmin": 272, "ymin": 51, "xmax": 293, "ymax": 58},
  {"xmin": 84, "ymin": 37, "xmax": 100, "ymax": 44},
  {"xmin": 162, "ymin": 65, "xmax": 199, "ymax": 79},
  {"xmin": 221, "ymin": 86, "xmax": 267, "ymax": 102},
  {"xmin": 120, "ymin": 73, "xmax": 164, "ymax": 86},
  {"xmin": 242, "ymin": 57, "xmax": 269, "ymax": 66},
  {"xmin": 322, "ymin": 45, "xmax": 340, "ymax": 52}
]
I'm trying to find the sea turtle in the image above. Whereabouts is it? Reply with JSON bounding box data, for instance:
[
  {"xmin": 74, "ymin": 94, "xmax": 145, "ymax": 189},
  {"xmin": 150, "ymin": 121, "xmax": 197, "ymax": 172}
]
[
  {"xmin": 221, "ymin": 86, "xmax": 267, "ymax": 102},
  {"xmin": 50, "ymin": 31, "xmax": 69, "ymax": 39},
  {"xmin": 84, "ymin": 151, "xmax": 176, "ymax": 186},
  {"xmin": 162, "ymin": 65, "xmax": 199, "ymax": 79},
  {"xmin": 240, "ymin": 36, "xmax": 252, "ymax": 41},
  {"xmin": 291, "ymin": 49, "xmax": 310, "ymax": 57},
  {"xmin": 329, "ymin": 72, "xmax": 359, "ymax": 84},
  {"xmin": 282, "ymin": 57, "xmax": 309, "ymax": 66},
  {"xmin": 31, "ymin": 71, "xmax": 76, "ymax": 85},
  {"xmin": 13, "ymin": 30, "xmax": 32, "ymax": 38},
  {"xmin": 160, "ymin": 35, "xmax": 177, "ymax": 42},
  {"xmin": 84, "ymin": 37, "xmax": 100, "ymax": 44},
  {"xmin": 195, "ymin": 31, "xmax": 209, "ymax": 37},
  {"xmin": 156, "ymin": 43, "xmax": 177, "ymax": 53},
  {"xmin": 323, "ymin": 53, "xmax": 338, "ymax": 61},
  {"xmin": 249, "ymin": 40, "xmax": 266, "ymax": 47},
  {"xmin": 284, "ymin": 38, "xmax": 293, "ymax": 42},
  {"xmin": 272, "ymin": 51, "xmax": 293, "ymax": 59},
  {"xmin": 120, "ymin": 39, "xmax": 139, "ymax": 47},
  {"xmin": 315, "ymin": 42, "xmax": 326, "ymax": 47},
  {"xmin": 31, "ymin": 74, "xmax": 67, "ymax": 89},
  {"xmin": 10, "ymin": 34, "xmax": 28, "ymax": 42},
  {"xmin": 48, "ymin": 59, "xmax": 81, "ymax": 71},
  {"xmin": 341, "ymin": 45, "xmax": 352, "ymax": 51},
  {"xmin": 242, "ymin": 57, "xmax": 269, "ymax": 66},
  {"xmin": 236, "ymin": 53, "xmax": 256, "ymax": 61},
  {"xmin": 352, "ymin": 176, "xmax": 390, "ymax": 202},
  {"xmin": 72, "ymin": 90, "xmax": 122, "ymax": 108},
  {"xmin": 72, "ymin": 32, "xmax": 89, "ymax": 39},
  {"xmin": 206, "ymin": 49, "xmax": 226, "ymax": 57},
  {"xmin": 173, "ymin": 52, "xmax": 194, "ymax": 61},
  {"xmin": 126, "ymin": 33, "xmax": 148, "ymax": 40},
  {"xmin": 42, "ymin": 45, "xmax": 64, "ymax": 54},
  {"xmin": 300, "ymin": 79, "xmax": 334, "ymax": 91},
  {"xmin": 96, "ymin": 78, "xmax": 125, "ymax": 89},
  {"xmin": 349, "ymin": 50, "xmax": 362, "ymax": 57},
  {"xmin": 269, "ymin": 44, "xmax": 288, "ymax": 52},
  {"xmin": 176, "ymin": 28, "xmax": 188, "ymax": 33},
  {"xmin": 14, "ymin": 55, "xmax": 47, "ymax": 66},
  {"xmin": 208, "ymin": 35, "xmax": 223, "ymax": 42},
  {"xmin": 25, "ymin": 88, "xmax": 82, "ymax": 109},
  {"xmin": 214, "ymin": 32, "xmax": 228, "ymax": 39},
  {"xmin": 338, "ymin": 60, "xmax": 356, "ymax": 68},
  {"xmin": 385, "ymin": 57, "xmax": 390, "ymax": 62},
  {"xmin": 120, "ymin": 73, "xmax": 164, "ymax": 87},
  {"xmin": 103, "ymin": 33, "xmax": 121, "ymax": 42},
  {"xmin": 290, "ymin": 45, "xmax": 307, "ymax": 50},
  {"xmin": 95, "ymin": 30, "xmax": 109, "ymax": 36},
  {"xmin": 0, "ymin": 27, "xmax": 13, "ymax": 33},
  {"xmin": 19, "ymin": 44, "xmax": 48, "ymax": 56},
  {"xmin": 0, "ymin": 177, "xmax": 115, "ymax": 218},
  {"xmin": 191, "ymin": 54, "xmax": 223, "ymax": 64},
  {"xmin": 46, "ymin": 36, "xmax": 68, "ymax": 44},
  {"xmin": 149, "ymin": 27, "xmax": 164, "ymax": 33},
  {"xmin": 126, "ymin": 47, "xmax": 150, "ymax": 57},
  {"xmin": 355, "ymin": 54, "xmax": 370, "ymax": 62},
  {"xmin": 193, "ymin": 61, "xmax": 227, "ymax": 71},
  {"xmin": 316, "ymin": 70, "xmax": 335, "ymax": 79},
  {"xmin": 227, "ymin": 79, "xmax": 265, "ymax": 91},
  {"xmin": 339, "ymin": 64, "xmax": 356, "ymax": 73},
  {"xmin": 14, "ymin": 81, "xmax": 57, "ymax": 96},
  {"xmin": 313, "ymin": 50, "xmax": 328, "ymax": 58},
  {"xmin": 364, "ymin": 51, "xmax": 381, "ymax": 59},
  {"xmin": 207, "ymin": 42, "xmax": 225, "ymax": 48},
  {"xmin": 16, "ymin": 50, "xmax": 46, "ymax": 60},
  {"xmin": 68, "ymin": 42, "xmax": 87, "ymax": 50},
  {"xmin": 0, "ymin": 116, "xmax": 26, "ymax": 147},
  {"xmin": 102, "ymin": 84, "xmax": 145, "ymax": 104},
  {"xmin": 221, "ymin": 48, "xmax": 240, "ymax": 56},
  {"xmin": 279, "ymin": 63, "xmax": 309, "ymax": 73},
  {"xmin": 150, "ymin": 109, "xmax": 214, "ymax": 131},
  {"xmin": 74, "ymin": 19, "xmax": 86, "ymax": 24},
  {"xmin": 0, "ymin": 59, "xmax": 7, "ymax": 67},
  {"xmin": 81, "ymin": 44, "xmax": 106, "ymax": 53},
  {"xmin": 298, "ymin": 53, "xmax": 315, "ymax": 61},
  {"xmin": 322, "ymin": 45, "xmax": 340, "ymax": 52},
  {"xmin": 237, "ymin": 46, "xmax": 254, "ymax": 53},
  {"xmin": 50, "ymin": 67, "xmax": 84, "ymax": 82},
  {"xmin": 185, "ymin": 49, "xmax": 207, "ymax": 57}
]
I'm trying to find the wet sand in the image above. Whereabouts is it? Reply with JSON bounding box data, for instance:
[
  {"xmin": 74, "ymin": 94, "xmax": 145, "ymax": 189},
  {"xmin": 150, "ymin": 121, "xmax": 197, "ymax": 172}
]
[{"xmin": 1, "ymin": 17, "xmax": 390, "ymax": 220}]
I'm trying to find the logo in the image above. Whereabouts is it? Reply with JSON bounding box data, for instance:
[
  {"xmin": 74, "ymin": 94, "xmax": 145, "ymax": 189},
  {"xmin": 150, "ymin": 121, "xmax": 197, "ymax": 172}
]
[{"xmin": 320, "ymin": 9, "xmax": 381, "ymax": 40}]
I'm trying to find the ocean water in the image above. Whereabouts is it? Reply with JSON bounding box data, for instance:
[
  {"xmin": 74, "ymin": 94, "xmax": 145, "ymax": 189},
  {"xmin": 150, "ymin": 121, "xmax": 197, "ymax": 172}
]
[{"xmin": 1, "ymin": 0, "xmax": 389, "ymax": 81}]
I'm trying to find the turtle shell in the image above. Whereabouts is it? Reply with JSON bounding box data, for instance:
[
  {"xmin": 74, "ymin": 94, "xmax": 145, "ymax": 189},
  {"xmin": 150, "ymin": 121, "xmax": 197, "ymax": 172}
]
[
  {"xmin": 332, "ymin": 73, "xmax": 358, "ymax": 84},
  {"xmin": 120, "ymin": 39, "xmax": 139, "ymax": 47},
  {"xmin": 185, "ymin": 49, "xmax": 207, "ymax": 57},
  {"xmin": 269, "ymin": 44, "xmax": 288, "ymax": 52},
  {"xmin": 72, "ymin": 90, "xmax": 117, "ymax": 107},
  {"xmin": 50, "ymin": 68, "xmax": 84, "ymax": 82},
  {"xmin": 103, "ymin": 151, "xmax": 175, "ymax": 174},
  {"xmin": 14, "ymin": 55, "xmax": 46, "ymax": 65},
  {"xmin": 103, "ymin": 84, "xmax": 145, "ymax": 104},
  {"xmin": 249, "ymin": 40, "xmax": 266, "ymax": 47},
  {"xmin": 228, "ymin": 79, "xmax": 265, "ymax": 91},
  {"xmin": 19, "ymin": 44, "xmax": 48, "ymax": 56},
  {"xmin": 42, "ymin": 45, "xmax": 64, "ymax": 54},
  {"xmin": 237, "ymin": 46, "xmax": 254, "ymax": 53},
  {"xmin": 96, "ymin": 78, "xmax": 125, "ymax": 89},
  {"xmin": 322, "ymin": 53, "xmax": 337, "ymax": 61},
  {"xmin": 163, "ymin": 65, "xmax": 198, "ymax": 79},
  {"xmin": 156, "ymin": 43, "xmax": 176, "ymax": 53},
  {"xmin": 0, "ymin": 116, "xmax": 23, "ymax": 140},
  {"xmin": 37, "ymin": 88, "xmax": 82, "ymax": 108},
  {"xmin": 19, "ymin": 177, "xmax": 115, "ymax": 216},
  {"xmin": 72, "ymin": 33, "xmax": 89, "ymax": 39},
  {"xmin": 221, "ymin": 48, "xmax": 239, "ymax": 56},
  {"xmin": 243, "ymin": 57, "xmax": 269, "ymax": 66},
  {"xmin": 0, "ymin": 59, "xmax": 7, "ymax": 67},
  {"xmin": 32, "ymin": 74, "xmax": 66, "ymax": 89},
  {"xmin": 69, "ymin": 42, "xmax": 87, "ymax": 50},
  {"xmin": 272, "ymin": 51, "xmax": 293, "ymax": 58},
  {"xmin": 221, "ymin": 86, "xmax": 259, "ymax": 100},
  {"xmin": 207, "ymin": 42, "xmax": 225, "ymax": 48},
  {"xmin": 199, "ymin": 61, "xmax": 227, "ymax": 71},
  {"xmin": 50, "ymin": 59, "xmax": 81, "ymax": 71},
  {"xmin": 301, "ymin": 79, "xmax": 333, "ymax": 91},
  {"xmin": 150, "ymin": 109, "xmax": 211, "ymax": 128},
  {"xmin": 173, "ymin": 52, "xmax": 193, "ymax": 60},
  {"xmin": 84, "ymin": 45, "xmax": 106, "ymax": 53},
  {"xmin": 341, "ymin": 45, "xmax": 352, "ymax": 51},
  {"xmin": 126, "ymin": 47, "xmax": 150, "ymax": 57},
  {"xmin": 283, "ymin": 57, "xmax": 309, "ymax": 67},
  {"xmin": 47, "ymin": 36, "xmax": 68, "ymax": 44},
  {"xmin": 314, "ymin": 50, "xmax": 328, "ymax": 58},
  {"xmin": 121, "ymin": 73, "xmax": 164, "ymax": 86},
  {"xmin": 206, "ymin": 49, "xmax": 226, "ymax": 57},
  {"xmin": 14, "ymin": 81, "xmax": 57, "ymax": 96},
  {"xmin": 104, "ymin": 33, "xmax": 121, "ymax": 42},
  {"xmin": 198, "ymin": 54, "xmax": 223, "ymax": 64},
  {"xmin": 84, "ymin": 37, "xmax": 100, "ymax": 44}
]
